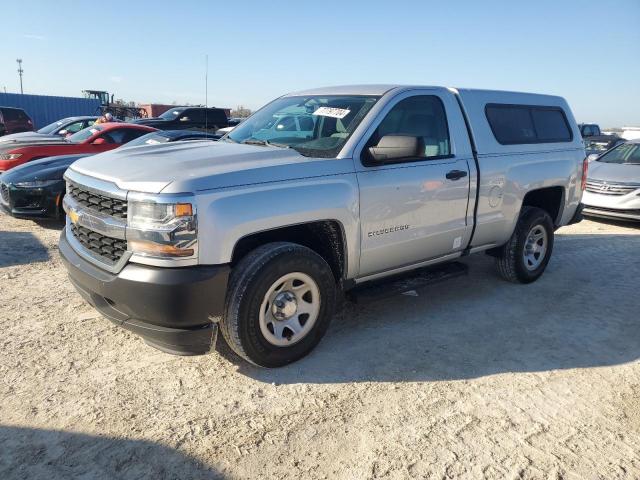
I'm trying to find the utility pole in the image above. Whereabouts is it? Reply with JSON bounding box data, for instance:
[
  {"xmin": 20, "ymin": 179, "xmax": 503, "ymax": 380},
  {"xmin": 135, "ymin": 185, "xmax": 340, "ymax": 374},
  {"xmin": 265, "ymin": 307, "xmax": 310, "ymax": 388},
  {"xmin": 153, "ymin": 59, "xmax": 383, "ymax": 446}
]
[{"xmin": 16, "ymin": 59, "xmax": 24, "ymax": 94}]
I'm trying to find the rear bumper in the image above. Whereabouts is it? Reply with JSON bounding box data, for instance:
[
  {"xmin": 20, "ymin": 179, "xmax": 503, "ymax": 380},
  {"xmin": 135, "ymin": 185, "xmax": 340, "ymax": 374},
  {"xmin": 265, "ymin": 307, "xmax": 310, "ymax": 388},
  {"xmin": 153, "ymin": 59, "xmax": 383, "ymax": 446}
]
[
  {"xmin": 567, "ymin": 203, "xmax": 584, "ymax": 225},
  {"xmin": 59, "ymin": 228, "xmax": 230, "ymax": 355}
]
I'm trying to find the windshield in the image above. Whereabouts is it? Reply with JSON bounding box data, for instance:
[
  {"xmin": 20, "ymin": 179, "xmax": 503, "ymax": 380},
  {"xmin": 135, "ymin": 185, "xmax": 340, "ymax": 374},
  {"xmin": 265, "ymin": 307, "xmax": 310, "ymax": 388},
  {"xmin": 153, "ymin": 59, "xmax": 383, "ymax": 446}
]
[
  {"xmin": 37, "ymin": 119, "xmax": 68, "ymax": 134},
  {"xmin": 159, "ymin": 108, "xmax": 186, "ymax": 120},
  {"xmin": 597, "ymin": 142, "xmax": 640, "ymax": 165},
  {"xmin": 125, "ymin": 132, "xmax": 171, "ymax": 147},
  {"xmin": 67, "ymin": 125, "xmax": 102, "ymax": 143},
  {"xmin": 226, "ymin": 95, "xmax": 379, "ymax": 158}
]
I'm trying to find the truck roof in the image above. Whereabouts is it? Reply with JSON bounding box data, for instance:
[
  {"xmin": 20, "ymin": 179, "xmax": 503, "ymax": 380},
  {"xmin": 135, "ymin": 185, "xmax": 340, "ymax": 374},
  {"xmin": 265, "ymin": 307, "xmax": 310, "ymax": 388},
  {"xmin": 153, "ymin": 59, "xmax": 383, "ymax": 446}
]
[{"xmin": 285, "ymin": 85, "xmax": 565, "ymax": 102}]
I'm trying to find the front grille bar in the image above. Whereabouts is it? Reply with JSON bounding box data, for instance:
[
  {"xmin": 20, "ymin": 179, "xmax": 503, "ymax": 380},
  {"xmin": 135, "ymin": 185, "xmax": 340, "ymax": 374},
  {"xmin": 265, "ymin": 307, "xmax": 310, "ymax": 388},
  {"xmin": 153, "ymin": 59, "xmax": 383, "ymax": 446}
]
[{"xmin": 67, "ymin": 181, "xmax": 128, "ymax": 219}]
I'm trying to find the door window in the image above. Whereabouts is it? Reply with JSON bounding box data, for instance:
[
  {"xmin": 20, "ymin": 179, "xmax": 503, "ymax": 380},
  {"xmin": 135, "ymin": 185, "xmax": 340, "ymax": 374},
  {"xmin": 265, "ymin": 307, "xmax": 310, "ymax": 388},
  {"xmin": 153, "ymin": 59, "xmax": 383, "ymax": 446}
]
[
  {"xmin": 100, "ymin": 128, "xmax": 149, "ymax": 144},
  {"xmin": 364, "ymin": 95, "xmax": 451, "ymax": 164},
  {"xmin": 485, "ymin": 104, "xmax": 572, "ymax": 144},
  {"xmin": 65, "ymin": 121, "xmax": 86, "ymax": 134},
  {"xmin": 182, "ymin": 109, "xmax": 205, "ymax": 123},
  {"xmin": 2, "ymin": 109, "xmax": 18, "ymax": 121}
]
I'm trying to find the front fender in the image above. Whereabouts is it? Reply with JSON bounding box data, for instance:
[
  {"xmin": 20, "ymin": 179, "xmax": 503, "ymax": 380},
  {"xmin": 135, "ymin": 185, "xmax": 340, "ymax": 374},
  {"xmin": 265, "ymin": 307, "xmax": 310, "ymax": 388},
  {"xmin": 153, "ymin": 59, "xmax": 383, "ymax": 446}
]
[{"xmin": 195, "ymin": 174, "xmax": 361, "ymax": 278}]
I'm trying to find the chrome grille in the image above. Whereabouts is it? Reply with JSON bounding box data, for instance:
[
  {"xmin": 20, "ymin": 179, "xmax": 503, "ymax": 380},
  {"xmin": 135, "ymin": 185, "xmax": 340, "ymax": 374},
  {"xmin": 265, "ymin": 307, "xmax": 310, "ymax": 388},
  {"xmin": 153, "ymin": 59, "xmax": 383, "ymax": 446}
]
[
  {"xmin": 67, "ymin": 182, "xmax": 127, "ymax": 219},
  {"xmin": 0, "ymin": 183, "xmax": 9, "ymax": 204},
  {"xmin": 70, "ymin": 223, "xmax": 127, "ymax": 263},
  {"xmin": 585, "ymin": 179, "xmax": 640, "ymax": 196}
]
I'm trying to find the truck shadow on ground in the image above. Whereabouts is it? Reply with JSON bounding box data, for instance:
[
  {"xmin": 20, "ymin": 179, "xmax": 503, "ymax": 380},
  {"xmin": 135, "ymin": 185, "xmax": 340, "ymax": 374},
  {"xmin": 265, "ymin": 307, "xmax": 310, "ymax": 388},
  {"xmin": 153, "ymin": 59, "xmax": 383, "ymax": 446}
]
[
  {"xmin": 0, "ymin": 231, "xmax": 49, "ymax": 267},
  {"xmin": 0, "ymin": 426, "xmax": 224, "ymax": 480},
  {"xmin": 231, "ymin": 232, "xmax": 640, "ymax": 384}
]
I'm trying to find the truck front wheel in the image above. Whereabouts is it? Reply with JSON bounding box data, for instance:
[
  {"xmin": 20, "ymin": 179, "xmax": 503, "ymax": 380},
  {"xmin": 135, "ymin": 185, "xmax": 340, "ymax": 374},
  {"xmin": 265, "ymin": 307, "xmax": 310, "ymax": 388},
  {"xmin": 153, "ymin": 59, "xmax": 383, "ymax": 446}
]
[
  {"xmin": 495, "ymin": 206, "xmax": 554, "ymax": 284},
  {"xmin": 221, "ymin": 242, "xmax": 337, "ymax": 367}
]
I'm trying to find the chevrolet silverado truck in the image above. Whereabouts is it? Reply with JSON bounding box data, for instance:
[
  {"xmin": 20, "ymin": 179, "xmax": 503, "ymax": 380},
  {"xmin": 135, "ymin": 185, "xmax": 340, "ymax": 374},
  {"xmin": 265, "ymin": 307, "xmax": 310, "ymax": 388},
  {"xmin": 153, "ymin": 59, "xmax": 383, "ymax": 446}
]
[{"xmin": 59, "ymin": 85, "xmax": 586, "ymax": 367}]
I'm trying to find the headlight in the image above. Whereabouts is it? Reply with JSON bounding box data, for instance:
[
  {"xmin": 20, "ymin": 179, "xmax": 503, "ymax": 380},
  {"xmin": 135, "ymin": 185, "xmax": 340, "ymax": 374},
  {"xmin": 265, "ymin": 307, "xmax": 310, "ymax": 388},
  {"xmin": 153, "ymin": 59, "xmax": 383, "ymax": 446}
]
[
  {"xmin": 0, "ymin": 153, "xmax": 22, "ymax": 160},
  {"xmin": 127, "ymin": 199, "xmax": 197, "ymax": 259},
  {"xmin": 14, "ymin": 179, "xmax": 59, "ymax": 188}
]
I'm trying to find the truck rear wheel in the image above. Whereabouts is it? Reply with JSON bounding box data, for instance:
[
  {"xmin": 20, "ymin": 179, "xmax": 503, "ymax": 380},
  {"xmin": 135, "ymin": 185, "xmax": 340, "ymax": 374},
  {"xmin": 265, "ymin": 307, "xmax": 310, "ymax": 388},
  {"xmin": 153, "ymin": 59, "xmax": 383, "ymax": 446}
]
[
  {"xmin": 220, "ymin": 242, "xmax": 337, "ymax": 367},
  {"xmin": 495, "ymin": 206, "xmax": 554, "ymax": 284}
]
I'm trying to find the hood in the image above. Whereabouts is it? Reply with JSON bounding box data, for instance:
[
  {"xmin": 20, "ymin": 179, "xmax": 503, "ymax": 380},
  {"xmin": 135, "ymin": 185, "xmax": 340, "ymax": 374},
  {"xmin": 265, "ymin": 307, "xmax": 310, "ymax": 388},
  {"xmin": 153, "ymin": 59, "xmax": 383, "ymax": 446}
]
[
  {"xmin": 589, "ymin": 160, "xmax": 640, "ymax": 183},
  {"xmin": 0, "ymin": 139, "xmax": 69, "ymax": 154},
  {"xmin": 1, "ymin": 154, "xmax": 86, "ymax": 183},
  {"xmin": 0, "ymin": 133, "xmax": 63, "ymax": 145},
  {"xmin": 69, "ymin": 141, "xmax": 353, "ymax": 194}
]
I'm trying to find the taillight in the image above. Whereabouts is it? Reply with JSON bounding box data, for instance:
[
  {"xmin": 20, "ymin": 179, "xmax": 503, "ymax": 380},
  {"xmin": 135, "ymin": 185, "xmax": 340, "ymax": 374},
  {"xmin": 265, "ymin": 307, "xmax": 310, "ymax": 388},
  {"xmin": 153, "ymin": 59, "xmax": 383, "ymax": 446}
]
[{"xmin": 581, "ymin": 157, "xmax": 588, "ymax": 191}]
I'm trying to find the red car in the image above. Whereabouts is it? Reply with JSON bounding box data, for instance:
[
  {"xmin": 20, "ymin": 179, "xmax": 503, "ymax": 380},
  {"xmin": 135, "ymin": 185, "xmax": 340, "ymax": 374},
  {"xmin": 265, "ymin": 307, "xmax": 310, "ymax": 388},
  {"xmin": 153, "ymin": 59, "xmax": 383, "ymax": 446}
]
[{"xmin": 0, "ymin": 123, "xmax": 157, "ymax": 172}]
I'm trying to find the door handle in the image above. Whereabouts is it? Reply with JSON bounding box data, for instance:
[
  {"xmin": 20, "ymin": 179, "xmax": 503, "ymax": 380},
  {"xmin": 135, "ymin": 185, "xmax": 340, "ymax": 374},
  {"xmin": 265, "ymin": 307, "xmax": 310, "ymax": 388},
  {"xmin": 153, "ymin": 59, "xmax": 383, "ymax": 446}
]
[{"xmin": 445, "ymin": 170, "xmax": 468, "ymax": 181}]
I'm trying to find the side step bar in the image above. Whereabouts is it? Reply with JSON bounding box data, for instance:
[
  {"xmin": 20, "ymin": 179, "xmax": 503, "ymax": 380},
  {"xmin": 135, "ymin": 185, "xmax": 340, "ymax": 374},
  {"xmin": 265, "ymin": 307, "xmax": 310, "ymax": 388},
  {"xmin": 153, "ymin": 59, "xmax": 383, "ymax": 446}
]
[{"xmin": 347, "ymin": 261, "xmax": 469, "ymax": 303}]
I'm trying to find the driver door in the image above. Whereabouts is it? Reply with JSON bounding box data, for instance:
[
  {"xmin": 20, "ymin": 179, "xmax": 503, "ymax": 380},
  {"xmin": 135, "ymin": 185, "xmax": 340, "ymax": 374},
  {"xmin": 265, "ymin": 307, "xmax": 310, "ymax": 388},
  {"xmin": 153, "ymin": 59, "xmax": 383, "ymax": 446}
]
[{"xmin": 356, "ymin": 93, "xmax": 472, "ymax": 277}]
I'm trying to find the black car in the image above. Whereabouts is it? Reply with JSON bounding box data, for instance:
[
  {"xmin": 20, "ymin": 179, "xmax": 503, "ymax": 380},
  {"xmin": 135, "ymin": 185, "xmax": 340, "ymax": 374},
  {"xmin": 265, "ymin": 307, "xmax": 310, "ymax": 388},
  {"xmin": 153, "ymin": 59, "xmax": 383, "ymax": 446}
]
[
  {"xmin": 133, "ymin": 106, "xmax": 229, "ymax": 132},
  {"xmin": 0, "ymin": 154, "xmax": 81, "ymax": 219},
  {"xmin": 0, "ymin": 130, "xmax": 218, "ymax": 220}
]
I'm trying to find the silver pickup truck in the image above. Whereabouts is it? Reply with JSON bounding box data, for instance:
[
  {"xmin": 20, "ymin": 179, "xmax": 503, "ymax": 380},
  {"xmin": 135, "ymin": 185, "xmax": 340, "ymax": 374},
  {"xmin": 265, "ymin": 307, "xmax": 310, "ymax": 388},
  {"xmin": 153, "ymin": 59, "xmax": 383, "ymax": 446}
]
[{"xmin": 59, "ymin": 85, "xmax": 586, "ymax": 367}]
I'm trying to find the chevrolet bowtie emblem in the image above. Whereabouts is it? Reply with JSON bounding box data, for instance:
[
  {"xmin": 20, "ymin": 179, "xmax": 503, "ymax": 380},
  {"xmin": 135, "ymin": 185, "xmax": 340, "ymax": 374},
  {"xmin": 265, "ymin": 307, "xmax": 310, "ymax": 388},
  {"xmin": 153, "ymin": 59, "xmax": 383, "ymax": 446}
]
[{"xmin": 68, "ymin": 208, "xmax": 80, "ymax": 224}]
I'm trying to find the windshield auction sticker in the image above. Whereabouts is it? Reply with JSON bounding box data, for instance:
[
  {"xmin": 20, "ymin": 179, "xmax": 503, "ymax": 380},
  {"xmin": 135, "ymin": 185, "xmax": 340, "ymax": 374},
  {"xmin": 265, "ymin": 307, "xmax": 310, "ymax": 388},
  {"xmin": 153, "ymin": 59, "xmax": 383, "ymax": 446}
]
[{"xmin": 313, "ymin": 107, "xmax": 351, "ymax": 119}]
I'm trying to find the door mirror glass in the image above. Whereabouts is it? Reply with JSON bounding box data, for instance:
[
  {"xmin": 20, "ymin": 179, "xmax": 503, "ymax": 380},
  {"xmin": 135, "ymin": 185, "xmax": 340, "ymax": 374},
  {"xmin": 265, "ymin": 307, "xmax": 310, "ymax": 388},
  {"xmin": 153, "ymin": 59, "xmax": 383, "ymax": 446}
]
[
  {"xmin": 368, "ymin": 135, "xmax": 420, "ymax": 162},
  {"xmin": 92, "ymin": 137, "xmax": 106, "ymax": 145}
]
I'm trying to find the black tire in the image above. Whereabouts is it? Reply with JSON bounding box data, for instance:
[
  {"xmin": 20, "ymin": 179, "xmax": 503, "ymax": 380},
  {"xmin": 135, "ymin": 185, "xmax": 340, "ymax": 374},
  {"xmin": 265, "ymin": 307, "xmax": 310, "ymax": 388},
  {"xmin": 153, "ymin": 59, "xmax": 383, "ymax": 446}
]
[
  {"xmin": 495, "ymin": 206, "xmax": 554, "ymax": 284},
  {"xmin": 220, "ymin": 242, "xmax": 337, "ymax": 367}
]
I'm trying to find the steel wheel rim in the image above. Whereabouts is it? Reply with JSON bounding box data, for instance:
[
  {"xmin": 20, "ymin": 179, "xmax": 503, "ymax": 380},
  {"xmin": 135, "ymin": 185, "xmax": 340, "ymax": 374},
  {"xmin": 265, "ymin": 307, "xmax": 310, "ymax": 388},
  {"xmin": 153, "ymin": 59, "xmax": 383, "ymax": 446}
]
[
  {"xmin": 523, "ymin": 224, "xmax": 548, "ymax": 271},
  {"xmin": 259, "ymin": 272, "xmax": 321, "ymax": 347}
]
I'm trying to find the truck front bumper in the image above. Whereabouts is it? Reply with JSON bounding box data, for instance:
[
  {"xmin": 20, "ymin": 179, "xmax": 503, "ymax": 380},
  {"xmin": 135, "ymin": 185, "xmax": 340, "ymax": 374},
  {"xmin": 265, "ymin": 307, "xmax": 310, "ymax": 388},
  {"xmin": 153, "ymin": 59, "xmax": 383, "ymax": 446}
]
[{"xmin": 59, "ymin": 228, "xmax": 230, "ymax": 355}]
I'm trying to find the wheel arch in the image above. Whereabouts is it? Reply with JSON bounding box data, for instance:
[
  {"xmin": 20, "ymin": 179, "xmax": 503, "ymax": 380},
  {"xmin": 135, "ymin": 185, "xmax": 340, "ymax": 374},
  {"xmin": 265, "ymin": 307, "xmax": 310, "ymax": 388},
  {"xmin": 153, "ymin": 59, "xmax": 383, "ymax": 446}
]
[
  {"xmin": 521, "ymin": 186, "xmax": 565, "ymax": 226},
  {"xmin": 230, "ymin": 220, "xmax": 349, "ymax": 285}
]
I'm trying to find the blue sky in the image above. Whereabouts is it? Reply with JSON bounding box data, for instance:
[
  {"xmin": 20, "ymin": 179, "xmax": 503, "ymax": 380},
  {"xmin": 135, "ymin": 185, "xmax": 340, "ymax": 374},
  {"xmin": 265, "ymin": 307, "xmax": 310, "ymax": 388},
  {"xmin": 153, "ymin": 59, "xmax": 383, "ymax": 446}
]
[{"xmin": 1, "ymin": 0, "xmax": 638, "ymax": 126}]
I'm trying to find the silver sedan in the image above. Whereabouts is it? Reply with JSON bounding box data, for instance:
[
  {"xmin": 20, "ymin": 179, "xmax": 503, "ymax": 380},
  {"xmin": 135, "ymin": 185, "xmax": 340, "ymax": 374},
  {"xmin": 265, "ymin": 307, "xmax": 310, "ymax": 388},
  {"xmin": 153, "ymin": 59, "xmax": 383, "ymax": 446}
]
[{"xmin": 583, "ymin": 139, "xmax": 640, "ymax": 222}]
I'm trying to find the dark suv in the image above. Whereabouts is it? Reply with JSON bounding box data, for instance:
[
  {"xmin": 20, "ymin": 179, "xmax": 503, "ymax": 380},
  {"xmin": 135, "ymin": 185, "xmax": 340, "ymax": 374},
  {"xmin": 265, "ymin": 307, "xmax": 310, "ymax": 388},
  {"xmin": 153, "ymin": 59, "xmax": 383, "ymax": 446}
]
[
  {"xmin": 0, "ymin": 107, "xmax": 34, "ymax": 136},
  {"xmin": 133, "ymin": 106, "xmax": 229, "ymax": 132},
  {"xmin": 579, "ymin": 123, "xmax": 625, "ymax": 156}
]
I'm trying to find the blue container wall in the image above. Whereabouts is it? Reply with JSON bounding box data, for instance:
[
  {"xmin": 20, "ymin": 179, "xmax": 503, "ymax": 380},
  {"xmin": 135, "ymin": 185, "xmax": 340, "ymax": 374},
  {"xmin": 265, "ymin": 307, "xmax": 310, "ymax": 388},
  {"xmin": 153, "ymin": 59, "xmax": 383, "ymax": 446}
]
[{"xmin": 0, "ymin": 93, "xmax": 101, "ymax": 129}]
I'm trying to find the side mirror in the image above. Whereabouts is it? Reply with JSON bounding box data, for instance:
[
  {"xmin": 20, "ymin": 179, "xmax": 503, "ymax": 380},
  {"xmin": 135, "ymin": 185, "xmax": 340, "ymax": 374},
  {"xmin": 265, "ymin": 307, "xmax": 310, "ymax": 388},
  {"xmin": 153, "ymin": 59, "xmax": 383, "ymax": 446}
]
[
  {"xmin": 587, "ymin": 153, "xmax": 599, "ymax": 162},
  {"xmin": 92, "ymin": 137, "xmax": 106, "ymax": 145},
  {"xmin": 58, "ymin": 129, "xmax": 67, "ymax": 136},
  {"xmin": 368, "ymin": 135, "xmax": 419, "ymax": 162},
  {"xmin": 179, "ymin": 116, "xmax": 190, "ymax": 122}
]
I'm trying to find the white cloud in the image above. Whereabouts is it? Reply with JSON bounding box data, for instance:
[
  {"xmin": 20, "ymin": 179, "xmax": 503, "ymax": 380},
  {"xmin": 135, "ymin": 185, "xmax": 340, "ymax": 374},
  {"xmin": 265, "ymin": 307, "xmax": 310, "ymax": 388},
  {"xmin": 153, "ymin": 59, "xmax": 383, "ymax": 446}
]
[
  {"xmin": 109, "ymin": 76, "xmax": 123, "ymax": 83},
  {"xmin": 22, "ymin": 34, "xmax": 46, "ymax": 40}
]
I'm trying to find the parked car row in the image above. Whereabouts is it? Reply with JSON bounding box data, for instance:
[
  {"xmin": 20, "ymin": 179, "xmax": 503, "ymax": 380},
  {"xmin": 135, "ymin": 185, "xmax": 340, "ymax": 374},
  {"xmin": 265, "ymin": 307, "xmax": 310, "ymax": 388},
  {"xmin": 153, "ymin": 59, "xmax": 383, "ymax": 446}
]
[
  {"xmin": 0, "ymin": 104, "xmax": 236, "ymax": 138},
  {"xmin": 0, "ymin": 127, "xmax": 217, "ymax": 219}
]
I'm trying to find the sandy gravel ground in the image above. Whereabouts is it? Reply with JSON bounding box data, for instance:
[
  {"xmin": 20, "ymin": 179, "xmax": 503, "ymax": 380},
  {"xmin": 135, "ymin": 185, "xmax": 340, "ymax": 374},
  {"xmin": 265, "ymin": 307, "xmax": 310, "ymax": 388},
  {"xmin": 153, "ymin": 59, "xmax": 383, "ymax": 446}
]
[{"xmin": 1, "ymin": 213, "xmax": 639, "ymax": 479}]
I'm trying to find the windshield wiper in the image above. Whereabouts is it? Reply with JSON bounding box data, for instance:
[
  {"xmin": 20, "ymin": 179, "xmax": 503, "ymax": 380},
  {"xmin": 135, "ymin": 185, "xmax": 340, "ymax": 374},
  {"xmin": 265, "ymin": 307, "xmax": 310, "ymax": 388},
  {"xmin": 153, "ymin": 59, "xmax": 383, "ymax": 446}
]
[{"xmin": 241, "ymin": 138, "xmax": 290, "ymax": 149}]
